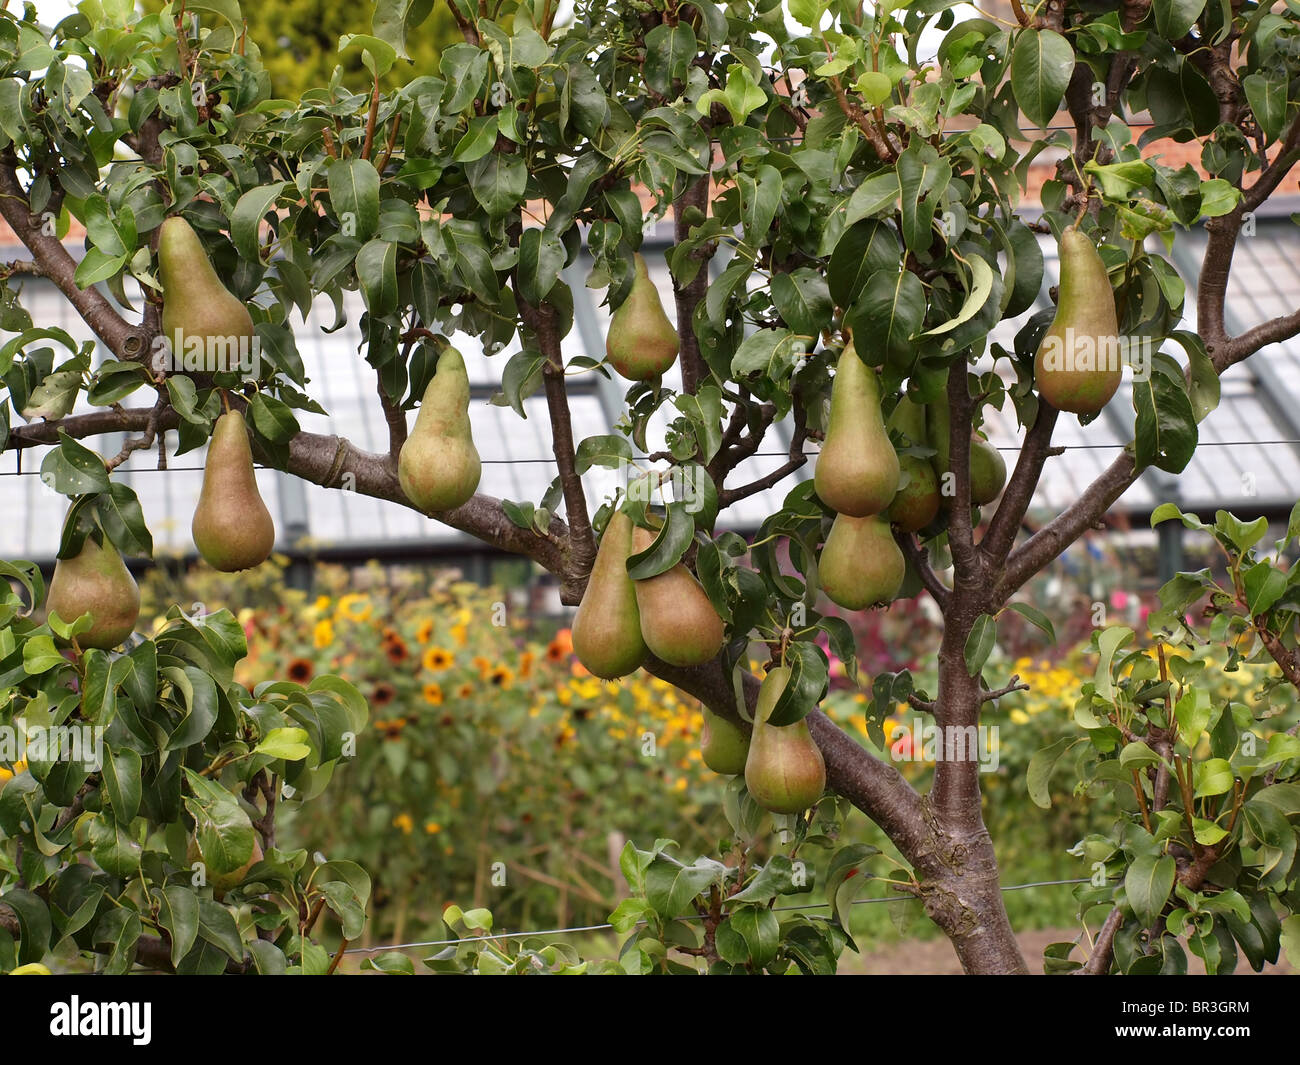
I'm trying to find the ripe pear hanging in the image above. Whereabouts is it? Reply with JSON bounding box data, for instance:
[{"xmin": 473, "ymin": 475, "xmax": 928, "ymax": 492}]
[
  {"xmin": 814, "ymin": 342, "xmax": 899, "ymax": 517},
  {"xmin": 158, "ymin": 216, "xmax": 256, "ymax": 375},
  {"xmin": 192, "ymin": 409, "xmax": 276, "ymax": 571},
  {"xmin": 398, "ymin": 346, "xmax": 482, "ymax": 513},
  {"xmin": 700, "ymin": 708, "xmax": 750, "ymax": 776},
  {"xmin": 605, "ymin": 253, "xmax": 679, "ymax": 381},
  {"xmin": 744, "ymin": 666, "xmax": 826, "ymax": 814},
  {"xmin": 572, "ymin": 511, "xmax": 647, "ymax": 679},
  {"xmin": 1034, "ymin": 227, "xmax": 1122, "ymax": 415},
  {"xmin": 46, "ymin": 532, "xmax": 140, "ymax": 650},
  {"xmin": 631, "ymin": 525, "xmax": 725, "ymax": 667},
  {"xmin": 819, "ymin": 513, "xmax": 906, "ymax": 610}
]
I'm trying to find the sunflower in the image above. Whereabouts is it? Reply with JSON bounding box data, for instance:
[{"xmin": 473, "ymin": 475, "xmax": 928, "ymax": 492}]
[
  {"xmin": 546, "ymin": 628, "xmax": 573, "ymax": 663},
  {"xmin": 416, "ymin": 619, "xmax": 434, "ymax": 644},
  {"xmin": 313, "ymin": 619, "xmax": 334, "ymax": 649},
  {"xmin": 287, "ymin": 658, "xmax": 314, "ymax": 684},
  {"xmin": 385, "ymin": 636, "xmax": 410, "ymax": 665},
  {"xmin": 337, "ymin": 594, "xmax": 373, "ymax": 622},
  {"xmin": 488, "ymin": 665, "xmax": 514, "ymax": 689},
  {"xmin": 422, "ymin": 646, "xmax": 454, "ymax": 672},
  {"xmin": 372, "ymin": 682, "xmax": 397, "ymax": 708},
  {"xmin": 423, "ymin": 682, "xmax": 444, "ymax": 706},
  {"xmin": 456, "ymin": 683, "xmax": 474, "ymax": 699}
]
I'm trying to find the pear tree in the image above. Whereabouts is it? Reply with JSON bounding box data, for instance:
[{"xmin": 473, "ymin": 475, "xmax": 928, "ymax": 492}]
[{"xmin": 2, "ymin": 0, "xmax": 1300, "ymax": 975}]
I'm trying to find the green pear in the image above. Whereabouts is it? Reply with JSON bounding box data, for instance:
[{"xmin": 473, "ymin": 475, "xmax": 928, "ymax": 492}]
[
  {"xmin": 605, "ymin": 253, "xmax": 679, "ymax": 381},
  {"xmin": 700, "ymin": 708, "xmax": 750, "ymax": 776},
  {"xmin": 819, "ymin": 513, "xmax": 906, "ymax": 610},
  {"xmin": 572, "ymin": 511, "xmax": 647, "ymax": 679},
  {"xmin": 1034, "ymin": 227, "xmax": 1122, "ymax": 415},
  {"xmin": 158, "ymin": 216, "xmax": 255, "ymax": 375},
  {"xmin": 969, "ymin": 436, "xmax": 1007, "ymax": 505},
  {"xmin": 192, "ymin": 410, "xmax": 276, "ymax": 571},
  {"xmin": 744, "ymin": 666, "xmax": 826, "ymax": 814},
  {"xmin": 47, "ymin": 533, "xmax": 140, "ymax": 650},
  {"xmin": 631, "ymin": 526, "xmax": 725, "ymax": 667},
  {"xmin": 889, "ymin": 454, "xmax": 941, "ymax": 532},
  {"xmin": 814, "ymin": 342, "xmax": 899, "ymax": 517},
  {"xmin": 188, "ymin": 837, "xmax": 263, "ymax": 899},
  {"xmin": 398, "ymin": 346, "xmax": 482, "ymax": 513}
]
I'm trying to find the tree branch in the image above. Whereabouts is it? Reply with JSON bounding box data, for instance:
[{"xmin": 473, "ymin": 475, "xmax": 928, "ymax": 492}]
[
  {"xmin": 0, "ymin": 160, "xmax": 144, "ymax": 360},
  {"xmin": 717, "ymin": 398, "xmax": 807, "ymax": 507},
  {"xmin": 1076, "ymin": 906, "xmax": 1123, "ymax": 975},
  {"xmin": 672, "ymin": 175, "xmax": 713, "ymax": 397},
  {"xmin": 982, "ymin": 402, "xmax": 1059, "ymax": 566},
  {"xmin": 897, "ymin": 533, "xmax": 951, "ymax": 612}
]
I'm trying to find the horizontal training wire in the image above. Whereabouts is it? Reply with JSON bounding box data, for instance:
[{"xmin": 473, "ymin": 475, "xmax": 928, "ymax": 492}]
[
  {"xmin": 0, "ymin": 439, "xmax": 1296, "ymax": 478},
  {"xmin": 342, "ymin": 877, "xmax": 1095, "ymax": 955}
]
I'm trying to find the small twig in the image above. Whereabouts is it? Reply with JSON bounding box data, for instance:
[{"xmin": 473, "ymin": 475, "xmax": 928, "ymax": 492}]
[{"xmin": 1076, "ymin": 907, "xmax": 1123, "ymax": 975}]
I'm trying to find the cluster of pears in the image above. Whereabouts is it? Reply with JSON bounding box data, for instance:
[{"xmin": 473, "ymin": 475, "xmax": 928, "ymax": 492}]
[
  {"xmin": 698, "ymin": 666, "xmax": 827, "ymax": 815},
  {"xmin": 159, "ymin": 216, "xmax": 278, "ymax": 573},
  {"xmin": 571, "ymin": 511, "xmax": 725, "ymax": 678},
  {"xmin": 812, "ymin": 342, "xmax": 907, "ymax": 610},
  {"xmin": 605, "ymin": 253, "xmax": 679, "ymax": 381},
  {"xmin": 398, "ymin": 345, "xmax": 482, "ymax": 513}
]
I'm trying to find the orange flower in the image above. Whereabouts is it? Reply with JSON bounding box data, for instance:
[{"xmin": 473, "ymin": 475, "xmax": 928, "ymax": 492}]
[
  {"xmin": 449, "ymin": 623, "xmax": 468, "ymax": 647},
  {"xmin": 385, "ymin": 636, "xmax": 410, "ymax": 665},
  {"xmin": 488, "ymin": 665, "xmax": 514, "ymax": 689},
  {"xmin": 456, "ymin": 683, "xmax": 474, "ymax": 699},
  {"xmin": 519, "ymin": 651, "xmax": 536, "ymax": 679},
  {"xmin": 472, "ymin": 655, "xmax": 492, "ymax": 679},
  {"xmin": 423, "ymin": 683, "xmax": 444, "ymax": 706},
  {"xmin": 372, "ymin": 682, "xmax": 397, "ymax": 708},
  {"xmin": 422, "ymin": 646, "xmax": 453, "ymax": 672},
  {"xmin": 287, "ymin": 658, "xmax": 314, "ymax": 684},
  {"xmin": 392, "ymin": 813, "xmax": 414, "ymax": 835},
  {"xmin": 416, "ymin": 619, "xmax": 434, "ymax": 644},
  {"xmin": 546, "ymin": 628, "xmax": 573, "ymax": 663}
]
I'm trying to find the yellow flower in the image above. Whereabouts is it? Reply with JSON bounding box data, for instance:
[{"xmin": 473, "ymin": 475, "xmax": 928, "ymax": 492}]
[
  {"xmin": 456, "ymin": 683, "xmax": 474, "ymax": 699},
  {"xmin": 488, "ymin": 665, "xmax": 514, "ymax": 689},
  {"xmin": 416, "ymin": 619, "xmax": 434, "ymax": 644},
  {"xmin": 313, "ymin": 595, "xmax": 332, "ymax": 613},
  {"xmin": 392, "ymin": 813, "xmax": 414, "ymax": 835},
  {"xmin": 313, "ymin": 619, "xmax": 334, "ymax": 649},
  {"xmin": 423, "ymin": 646, "xmax": 454, "ymax": 672},
  {"xmin": 337, "ymin": 594, "xmax": 372, "ymax": 622},
  {"xmin": 423, "ymin": 683, "xmax": 444, "ymax": 706},
  {"xmin": 1009, "ymin": 709, "xmax": 1030, "ymax": 725},
  {"xmin": 424, "ymin": 821, "xmax": 442, "ymax": 834},
  {"xmin": 673, "ymin": 778, "xmax": 687, "ymax": 792},
  {"xmin": 472, "ymin": 655, "xmax": 492, "ymax": 679},
  {"xmin": 450, "ymin": 623, "xmax": 468, "ymax": 648}
]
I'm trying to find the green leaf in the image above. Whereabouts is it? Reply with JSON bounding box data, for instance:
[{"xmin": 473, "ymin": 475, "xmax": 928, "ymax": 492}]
[
  {"xmin": 771, "ymin": 269, "xmax": 832, "ymax": 337},
  {"xmin": 466, "ymin": 152, "xmax": 527, "ymax": 218},
  {"xmin": 919, "ymin": 255, "xmax": 993, "ymax": 338},
  {"xmin": 574, "ymin": 433, "xmax": 633, "ymax": 474},
  {"xmin": 1243, "ymin": 561, "xmax": 1286, "ymax": 615},
  {"xmin": 453, "ymin": 114, "xmax": 499, "ymax": 163},
  {"xmin": 845, "ymin": 269, "xmax": 926, "ymax": 366},
  {"xmin": 828, "ymin": 218, "xmax": 900, "ymax": 308},
  {"xmin": 96, "ymin": 481, "xmax": 153, "ymax": 557},
  {"xmin": 1193, "ymin": 758, "xmax": 1233, "ymax": 798},
  {"xmin": 963, "ymin": 614, "xmax": 996, "ymax": 676},
  {"xmin": 1197, "ymin": 178, "xmax": 1240, "ymax": 219},
  {"xmin": 1010, "ymin": 28, "xmax": 1074, "ymax": 128},
  {"xmin": 1244, "ymin": 71, "xmax": 1288, "ymax": 140},
  {"xmin": 182, "ymin": 768, "xmax": 255, "ymax": 877},
  {"xmin": 643, "ymin": 853, "xmax": 727, "ymax": 918},
  {"xmin": 327, "ymin": 158, "xmax": 380, "ymax": 243},
  {"xmin": 230, "ymin": 182, "xmax": 286, "ymax": 263},
  {"xmin": 1005, "ymin": 602, "xmax": 1056, "ymax": 644},
  {"xmin": 1174, "ymin": 686, "xmax": 1211, "ymax": 749},
  {"xmin": 1132, "ymin": 353, "xmax": 1197, "ymax": 474},
  {"xmin": 1125, "ymin": 854, "xmax": 1175, "ymax": 927},
  {"xmin": 643, "ymin": 22, "xmax": 696, "ymax": 97},
  {"xmin": 516, "ymin": 228, "xmax": 566, "ymax": 307},
  {"xmin": 1167, "ymin": 329, "xmax": 1219, "ymax": 422},
  {"xmin": 843, "ymin": 171, "xmax": 902, "ymax": 228},
  {"xmin": 715, "ymin": 905, "xmax": 780, "ymax": 967},
  {"xmin": 196, "ymin": 897, "xmax": 245, "ymax": 962},
  {"xmin": 355, "ymin": 239, "xmax": 398, "ymax": 317},
  {"xmin": 1027, "ymin": 736, "xmax": 1081, "ymax": 809},
  {"xmin": 153, "ymin": 885, "xmax": 199, "ymax": 968},
  {"xmin": 103, "ymin": 747, "xmax": 141, "ymax": 823},
  {"xmin": 1154, "ymin": 0, "xmax": 1207, "ymax": 40},
  {"xmin": 626, "ymin": 504, "xmax": 694, "ymax": 579},
  {"xmin": 896, "ymin": 144, "xmax": 952, "ymax": 252},
  {"xmin": 40, "ymin": 432, "xmax": 109, "ymax": 495},
  {"xmin": 254, "ymin": 727, "xmax": 312, "ymax": 762},
  {"xmin": 371, "ymin": 0, "xmax": 434, "ymax": 59},
  {"xmin": 767, "ymin": 641, "xmax": 829, "ymax": 727}
]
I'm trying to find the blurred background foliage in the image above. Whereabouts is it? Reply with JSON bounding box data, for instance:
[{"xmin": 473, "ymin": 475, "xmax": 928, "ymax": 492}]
[{"xmin": 140, "ymin": 0, "xmax": 462, "ymax": 97}]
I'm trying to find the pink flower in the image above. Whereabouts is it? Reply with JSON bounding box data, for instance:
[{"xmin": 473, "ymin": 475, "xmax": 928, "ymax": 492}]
[{"xmin": 1110, "ymin": 589, "xmax": 1129, "ymax": 610}]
